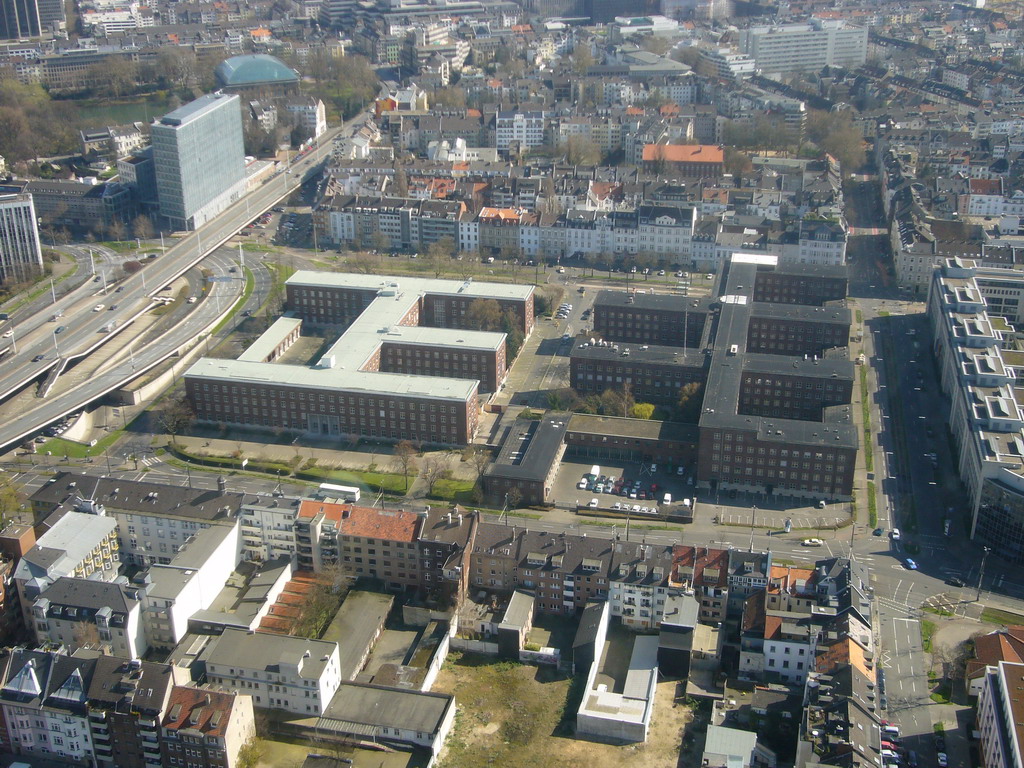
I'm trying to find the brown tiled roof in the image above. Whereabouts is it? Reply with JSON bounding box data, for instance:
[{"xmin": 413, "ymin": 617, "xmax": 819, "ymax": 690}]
[
  {"xmin": 338, "ymin": 506, "xmax": 419, "ymax": 542},
  {"xmin": 163, "ymin": 686, "xmax": 239, "ymax": 738}
]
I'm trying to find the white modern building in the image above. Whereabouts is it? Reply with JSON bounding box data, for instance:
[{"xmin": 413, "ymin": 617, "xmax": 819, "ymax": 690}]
[
  {"xmin": 977, "ymin": 660, "xmax": 1024, "ymax": 768},
  {"xmin": 137, "ymin": 524, "xmax": 240, "ymax": 650},
  {"xmin": 239, "ymin": 497, "xmax": 300, "ymax": 562},
  {"xmin": 286, "ymin": 98, "xmax": 328, "ymax": 139},
  {"xmin": 204, "ymin": 628, "xmax": 342, "ymax": 715},
  {"xmin": 496, "ymin": 110, "xmax": 548, "ymax": 151},
  {"xmin": 0, "ymin": 193, "xmax": 43, "ymax": 282},
  {"xmin": 738, "ymin": 20, "xmax": 868, "ymax": 75}
]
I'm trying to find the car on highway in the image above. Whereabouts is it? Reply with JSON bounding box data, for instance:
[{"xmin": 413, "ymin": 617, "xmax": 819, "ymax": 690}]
[
  {"xmin": 32, "ymin": 354, "xmax": 44, "ymax": 362},
  {"xmin": 802, "ymin": 538, "xmax": 824, "ymax": 547},
  {"xmin": 2, "ymin": 330, "xmax": 11, "ymax": 338},
  {"xmin": 904, "ymin": 558, "xmax": 918, "ymax": 570},
  {"xmin": 92, "ymin": 304, "xmax": 104, "ymax": 312}
]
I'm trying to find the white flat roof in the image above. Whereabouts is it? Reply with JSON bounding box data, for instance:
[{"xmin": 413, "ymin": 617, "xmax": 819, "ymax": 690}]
[
  {"xmin": 286, "ymin": 271, "xmax": 535, "ymax": 301},
  {"xmin": 238, "ymin": 316, "xmax": 303, "ymax": 362},
  {"xmin": 731, "ymin": 253, "xmax": 779, "ymax": 266},
  {"xmin": 185, "ymin": 358, "xmax": 479, "ymax": 401}
]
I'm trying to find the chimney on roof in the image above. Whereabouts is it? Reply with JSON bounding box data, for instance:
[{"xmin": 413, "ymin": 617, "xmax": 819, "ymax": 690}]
[{"xmin": 205, "ymin": 693, "xmax": 211, "ymax": 705}]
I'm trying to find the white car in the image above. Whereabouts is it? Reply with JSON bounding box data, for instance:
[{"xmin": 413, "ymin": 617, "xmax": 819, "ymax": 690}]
[
  {"xmin": 937, "ymin": 754, "xmax": 948, "ymax": 768},
  {"xmin": 588, "ymin": 498, "xmax": 599, "ymax": 508},
  {"xmin": 802, "ymin": 538, "xmax": 824, "ymax": 547},
  {"xmin": 2, "ymin": 330, "xmax": 11, "ymax": 338},
  {"xmin": 891, "ymin": 528, "xmax": 901, "ymax": 541},
  {"xmin": 612, "ymin": 502, "xmax": 622, "ymax": 510},
  {"xmin": 577, "ymin": 479, "xmax": 588, "ymax": 490},
  {"xmin": 93, "ymin": 304, "xmax": 105, "ymax": 312}
]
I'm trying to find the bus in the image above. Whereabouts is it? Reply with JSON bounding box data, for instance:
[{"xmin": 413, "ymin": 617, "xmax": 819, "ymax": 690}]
[{"xmin": 317, "ymin": 483, "xmax": 360, "ymax": 502}]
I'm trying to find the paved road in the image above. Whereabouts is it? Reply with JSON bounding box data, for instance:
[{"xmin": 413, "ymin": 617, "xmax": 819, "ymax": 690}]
[{"xmin": 0, "ymin": 115, "xmax": 373, "ymax": 452}]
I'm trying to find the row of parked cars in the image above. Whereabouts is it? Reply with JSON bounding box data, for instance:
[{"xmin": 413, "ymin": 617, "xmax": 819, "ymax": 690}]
[{"xmin": 577, "ymin": 474, "xmax": 660, "ymax": 500}]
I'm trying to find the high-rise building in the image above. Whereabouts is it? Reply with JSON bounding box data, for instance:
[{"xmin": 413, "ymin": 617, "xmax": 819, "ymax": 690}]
[
  {"xmin": 0, "ymin": 0, "xmax": 41, "ymax": 38},
  {"xmin": 0, "ymin": 193, "xmax": 42, "ymax": 281},
  {"xmin": 738, "ymin": 19, "xmax": 867, "ymax": 74},
  {"xmin": 152, "ymin": 92, "xmax": 245, "ymax": 231}
]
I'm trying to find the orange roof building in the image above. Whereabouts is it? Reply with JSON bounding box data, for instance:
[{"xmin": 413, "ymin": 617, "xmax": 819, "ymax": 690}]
[
  {"xmin": 162, "ymin": 686, "xmax": 255, "ymax": 766},
  {"xmin": 641, "ymin": 144, "xmax": 724, "ymax": 178}
]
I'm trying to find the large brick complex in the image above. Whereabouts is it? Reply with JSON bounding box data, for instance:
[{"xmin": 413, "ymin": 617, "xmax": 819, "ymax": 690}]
[
  {"xmin": 185, "ymin": 273, "xmax": 534, "ymax": 445},
  {"xmin": 570, "ymin": 255, "xmax": 857, "ymax": 500}
]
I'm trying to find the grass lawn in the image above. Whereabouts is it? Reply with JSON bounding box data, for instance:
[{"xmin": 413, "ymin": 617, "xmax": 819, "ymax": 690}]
[
  {"xmin": 982, "ymin": 607, "xmax": 1024, "ymax": 625},
  {"xmin": 428, "ymin": 478, "xmax": 477, "ymax": 503},
  {"xmin": 434, "ymin": 653, "xmax": 686, "ymax": 768},
  {"xmin": 211, "ymin": 267, "xmax": 254, "ymax": 334},
  {"xmin": 867, "ymin": 481, "xmax": 877, "ymax": 527},
  {"xmin": 930, "ymin": 681, "xmax": 952, "ymax": 704},
  {"xmin": 922, "ymin": 605, "xmax": 954, "ymax": 618},
  {"xmin": 42, "ymin": 427, "xmax": 128, "ymax": 459},
  {"xmin": 921, "ymin": 619, "xmax": 936, "ymax": 653}
]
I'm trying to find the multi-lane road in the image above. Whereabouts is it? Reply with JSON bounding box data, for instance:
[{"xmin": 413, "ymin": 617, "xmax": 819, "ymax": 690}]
[{"xmin": 0, "ymin": 120, "xmax": 362, "ymax": 452}]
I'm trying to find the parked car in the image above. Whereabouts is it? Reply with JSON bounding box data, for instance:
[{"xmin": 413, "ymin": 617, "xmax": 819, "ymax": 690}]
[
  {"xmin": 588, "ymin": 498, "xmax": 599, "ymax": 508},
  {"xmin": 873, "ymin": 527, "xmax": 884, "ymax": 536},
  {"xmin": 904, "ymin": 558, "xmax": 918, "ymax": 570},
  {"xmin": 946, "ymin": 576, "xmax": 965, "ymax": 588}
]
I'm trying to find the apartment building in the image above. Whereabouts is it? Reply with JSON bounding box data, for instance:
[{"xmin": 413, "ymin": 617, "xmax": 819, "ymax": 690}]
[
  {"xmin": 239, "ymin": 496, "xmax": 300, "ymax": 563},
  {"xmin": 136, "ymin": 525, "xmax": 240, "ymax": 651},
  {"xmin": 13, "ymin": 510, "xmax": 120, "ymax": 628},
  {"xmin": 31, "ymin": 578, "xmax": 146, "ymax": 660},
  {"xmin": 670, "ymin": 545, "xmax": 731, "ymax": 624},
  {"xmin": 160, "ymin": 686, "xmax": 255, "ymax": 768},
  {"xmin": 496, "ymin": 110, "xmax": 548, "ymax": 151},
  {"xmin": 607, "ymin": 543, "xmax": 676, "ymax": 631},
  {"xmin": 0, "ymin": 650, "xmax": 173, "ymax": 768},
  {"xmin": 31, "ymin": 472, "xmax": 246, "ymax": 568},
  {"xmin": 203, "ymin": 628, "xmax": 341, "ymax": 715}
]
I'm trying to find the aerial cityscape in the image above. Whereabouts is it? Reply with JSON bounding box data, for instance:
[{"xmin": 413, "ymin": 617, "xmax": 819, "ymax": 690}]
[{"xmin": 0, "ymin": 0, "xmax": 1023, "ymax": 766}]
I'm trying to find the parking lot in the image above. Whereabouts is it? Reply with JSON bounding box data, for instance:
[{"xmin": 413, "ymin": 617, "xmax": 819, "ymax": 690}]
[{"xmin": 553, "ymin": 459, "xmax": 697, "ymax": 514}]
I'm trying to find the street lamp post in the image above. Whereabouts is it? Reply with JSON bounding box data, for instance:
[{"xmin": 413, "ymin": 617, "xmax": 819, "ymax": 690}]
[{"xmin": 976, "ymin": 545, "xmax": 992, "ymax": 602}]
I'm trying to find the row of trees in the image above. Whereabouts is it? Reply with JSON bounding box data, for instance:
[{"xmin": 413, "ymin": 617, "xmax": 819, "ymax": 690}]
[{"xmin": 547, "ymin": 381, "xmax": 704, "ymax": 423}]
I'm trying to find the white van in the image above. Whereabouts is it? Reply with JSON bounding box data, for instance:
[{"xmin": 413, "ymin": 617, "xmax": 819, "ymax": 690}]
[
  {"xmin": 662, "ymin": 493, "xmax": 672, "ymax": 505},
  {"xmin": 881, "ymin": 725, "xmax": 900, "ymax": 737}
]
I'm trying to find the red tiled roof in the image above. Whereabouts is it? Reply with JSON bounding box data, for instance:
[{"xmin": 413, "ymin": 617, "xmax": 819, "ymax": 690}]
[
  {"xmin": 642, "ymin": 144, "xmax": 723, "ymax": 164},
  {"xmin": 163, "ymin": 686, "xmax": 240, "ymax": 737}
]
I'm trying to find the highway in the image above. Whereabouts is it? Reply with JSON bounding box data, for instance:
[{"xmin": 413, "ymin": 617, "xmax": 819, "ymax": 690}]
[{"xmin": 0, "ymin": 118, "xmax": 359, "ymax": 452}]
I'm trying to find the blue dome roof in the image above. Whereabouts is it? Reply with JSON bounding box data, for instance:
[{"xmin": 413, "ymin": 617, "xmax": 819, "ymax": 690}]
[{"xmin": 215, "ymin": 54, "xmax": 299, "ymax": 87}]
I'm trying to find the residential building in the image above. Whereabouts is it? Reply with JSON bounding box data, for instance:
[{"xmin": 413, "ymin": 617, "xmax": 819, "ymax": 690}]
[
  {"xmin": 967, "ymin": 626, "xmax": 1024, "ymax": 697},
  {"xmin": 152, "ymin": 92, "xmax": 246, "ymax": 230},
  {"xmin": 978, "ymin": 660, "xmax": 1024, "ymax": 768},
  {"xmin": 641, "ymin": 144, "xmax": 724, "ymax": 177},
  {"xmin": 13, "ymin": 509, "xmax": 120, "ymax": 629},
  {"xmin": 79, "ymin": 123, "xmax": 147, "ymax": 161},
  {"xmin": 31, "ymin": 578, "xmax": 147, "ymax": 660},
  {"xmin": 287, "ymin": 98, "xmax": 328, "ymax": 139},
  {"xmin": 239, "ymin": 496, "xmax": 300, "ymax": 563},
  {"xmin": 203, "ymin": 628, "xmax": 341, "ymax": 715},
  {"xmin": 702, "ymin": 724, "xmax": 777, "ymax": 768},
  {"xmin": 160, "ymin": 686, "xmax": 255, "ymax": 768},
  {"xmin": 670, "ymin": 545, "xmax": 731, "ymax": 624},
  {"xmin": 136, "ymin": 524, "xmax": 240, "ymax": 651},
  {"xmin": 30, "ymin": 472, "xmax": 246, "ymax": 568},
  {"xmin": 496, "ymin": 110, "xmax": 548, "ymax": 151},
  {"xmin": 0, "ymin": 192, "xmax": 42, "ymax": 282}
]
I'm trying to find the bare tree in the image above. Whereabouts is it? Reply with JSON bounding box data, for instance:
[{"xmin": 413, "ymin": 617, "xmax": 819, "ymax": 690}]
[
  {"xmin": 466, "ymin": 298, "xmax": 502, "ymax": 331},
  {"xmin": 72, "ymin": 621, "xmax": 101, "ymax": 650},
  {"xmin": 347, "ymin": 253, "xmax": 378, "ymax": 274},
  {"xmin": 465, "ymin": 445, "xmax": 492, "ymax": 482},
  {"xmin": 422, "ymin": 453, "xmax": 453, "ymax": 495},
  {"xmin": 159, "ymin": 397, "xmax": 195, "ymax": 444},
  {"xmin": 394, "ymin": 440, "xmax": 418, "ymax": 491},
  {"xmin": 131, "ymin": 215, "xmax": 155, "ymax": 241}
]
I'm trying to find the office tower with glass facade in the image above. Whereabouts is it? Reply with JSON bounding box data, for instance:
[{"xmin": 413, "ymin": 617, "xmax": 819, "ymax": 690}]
[
  {"xmin": 152, "ymin": 92, "xmax": 246, "ymax": 231},
  {"xmin": 0, "ymin": 193, "xmax": 42, "ymax": 282}
]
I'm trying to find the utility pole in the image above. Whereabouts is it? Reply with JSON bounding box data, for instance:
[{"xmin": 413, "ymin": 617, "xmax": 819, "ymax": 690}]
[
  {"xmin": 749, "ymin": 504, "xmax": 757, "ymax": 552},
  {"xmin": 976, "ymin": 546, "xmax": 991, "ymax": 602}
]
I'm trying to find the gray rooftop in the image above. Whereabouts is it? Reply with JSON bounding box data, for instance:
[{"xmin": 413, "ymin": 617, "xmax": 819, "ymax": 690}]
[
  {"xmin": 205, "ymin": 628, "xmax": 339, "ymax": 680},
  {"xmin": 485, "ymin": 412, "xmax": 569, "ymax": 482},
  {"xmin": 157, "ymin": 92, "xmax": 238, "ymax": 127},
  {"xmin": 322, "ymin": 591, "xmax": 394, "ymax": 681},
  {"xmin": 14, "ymin": 512, "xmax": 117, "ymax": 582},
  {"xmin": 320, "ymin": 681, "xmax": 454, "ymax": 735}
]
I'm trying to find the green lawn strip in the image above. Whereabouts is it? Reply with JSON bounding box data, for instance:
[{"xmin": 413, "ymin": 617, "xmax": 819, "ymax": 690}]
[
  {"xmin": 210, "ymin": 267, "xmax": 254, "ymax": 334},
  {"xmin": 427, "ymin": 478, "xmax": 477, "ymax": 503},
  {"xmin": 3, "ymin": 261, "xmax": 80, "ymax": 313},
  {"xmin": 922, "ymin": 605, "xmax": 953, "ymax": 618},
  {"xmin": 867, "ymin": 481, "xmax": 878, "ymax": 528},
  {"xmin": 981, "ymin": 607, "xmax": 1024, "ymax": 625},
  {"xmin": 859, "ymin": 365, "xmax": 874, "ymax": 473},
  {"xmin": 42, "ymin": 427, "xmax": 127, "ymax": 459},
  {"xmin": 96, "ymin": 241, "xmax": 139, "ymax": 253},
  {"xmin": 929, "ymin": 682, "xmax": 951, "ymax": 704},
  {"xmin": 921, "ymin": 619, "xmax": 936, "ymax": 653}
]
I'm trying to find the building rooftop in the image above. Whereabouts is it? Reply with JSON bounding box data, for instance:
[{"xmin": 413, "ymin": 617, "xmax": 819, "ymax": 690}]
[
  {"xmin": 163, "ymin": 685, "xmax": 242, "ymax": 738},
  {"xmin": 323, "ymin": 591, "xmax": 394, "ymax": 681},
  {"xmin": 320, "ymin": 681, "xmax": 454, "ymax": 736},
  {"xmin": 485, "ymin": 412, "xmax": 569, "ymax": 482},
  {"xmin": 205, "ymin": 627, "xmax": 339, "ymax": 681},
  {"xmin": 157, "ymin": 92, "xmax": 239, "ymax": 127},
  {"xmin": 14, "ymin": 511, "xmax": 117, "ymax": 582},
  {"xmin": 215, "ymin": 54, "xmax": 298, "ymax": 88}
]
